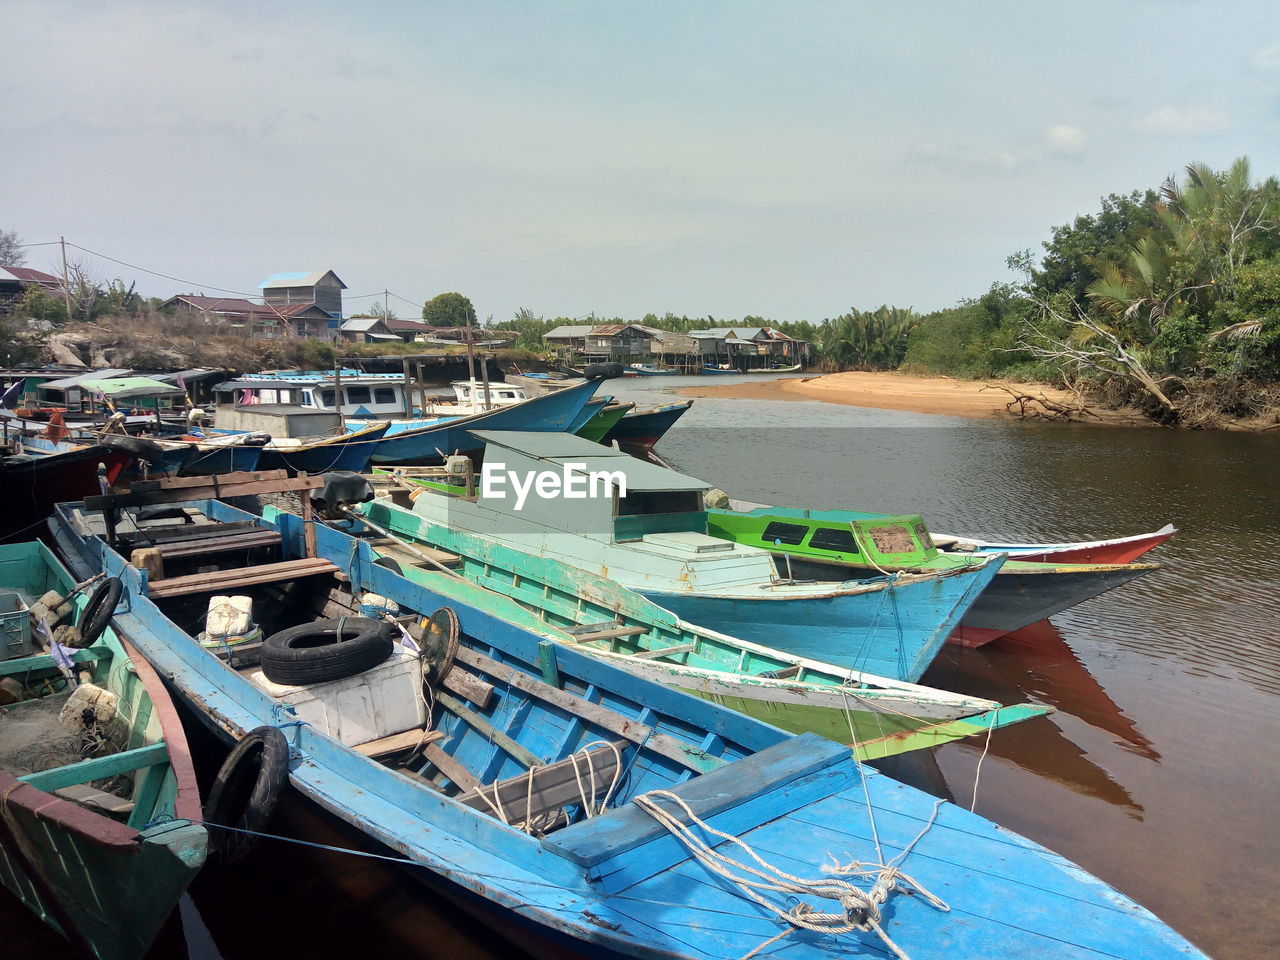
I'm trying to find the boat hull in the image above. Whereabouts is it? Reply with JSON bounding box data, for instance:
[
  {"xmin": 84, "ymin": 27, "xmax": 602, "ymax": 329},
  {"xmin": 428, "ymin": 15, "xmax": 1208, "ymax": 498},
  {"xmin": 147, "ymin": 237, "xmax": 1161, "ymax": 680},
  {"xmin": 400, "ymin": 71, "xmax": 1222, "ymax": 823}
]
[
  {"xmin": 368, "ymin": 379, "xmax": 603, "ymax": 466},
  {"xmin": 780, "ymin": 555, "xmax": 1158, "ymax": 647},
  {"xmin": 640, "ymin": 558, "xmax": 999, "ymax": 683},
  {"xmin": 258, "ymin": 422, "xmax": 389, "ymax": 473},
  {"xmin": 600, "ymin": 400, "xmax": 692, "ymax": 453},
  {"xmin": 0, "ymin": 446, "xmax": 132, "ymax": 543},
  {"xmin": 178, "ymin": 441, "xmax": 265, "ymax": 476}
]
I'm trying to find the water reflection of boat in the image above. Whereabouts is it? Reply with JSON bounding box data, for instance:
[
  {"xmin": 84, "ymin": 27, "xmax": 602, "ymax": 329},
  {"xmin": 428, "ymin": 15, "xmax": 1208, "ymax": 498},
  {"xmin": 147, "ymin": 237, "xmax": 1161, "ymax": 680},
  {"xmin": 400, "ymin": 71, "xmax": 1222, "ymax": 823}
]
[{"xmin": 920, "ymin": 619, "xmax": 1157, "ymax": 814}]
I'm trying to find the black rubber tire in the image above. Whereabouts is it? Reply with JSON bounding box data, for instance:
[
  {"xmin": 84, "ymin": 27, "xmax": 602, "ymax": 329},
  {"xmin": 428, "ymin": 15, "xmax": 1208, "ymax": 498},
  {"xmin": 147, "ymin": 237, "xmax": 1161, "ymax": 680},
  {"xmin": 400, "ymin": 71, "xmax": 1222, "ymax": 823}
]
[
  {"xmin": 373, "ymin": 556, "xmax": 403, "ymax": 576},
  {"xmin": 583, "ymin": 361, "xmax": 625, "ymax": 381},
  {"xmin": 259, "ymin": 617, "xmax": 393, "ymax": 686},
  {"xmin": 76, "ymin": 578, "xmax": 122, "ymax": 648},
  {"xmin": 206, "ymin": 726, "xmax": 289, "ymax": 863}
]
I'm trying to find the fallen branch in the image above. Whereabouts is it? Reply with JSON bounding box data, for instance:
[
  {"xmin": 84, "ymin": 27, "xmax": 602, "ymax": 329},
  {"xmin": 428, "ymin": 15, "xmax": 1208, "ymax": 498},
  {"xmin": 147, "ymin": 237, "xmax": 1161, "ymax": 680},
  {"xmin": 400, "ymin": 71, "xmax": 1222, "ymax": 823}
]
[{"xmin": 982, "ymin": 383, "xmax": 1104, "ymax": 422}]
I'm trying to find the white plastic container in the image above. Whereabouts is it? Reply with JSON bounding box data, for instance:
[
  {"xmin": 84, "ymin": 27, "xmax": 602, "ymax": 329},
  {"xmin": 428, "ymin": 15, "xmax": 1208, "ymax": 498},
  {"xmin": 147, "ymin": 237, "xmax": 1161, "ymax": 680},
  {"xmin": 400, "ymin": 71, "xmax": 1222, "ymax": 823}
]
[{"xmin": 247, "ymin": 646, "xmax": 426, "ymax": 747}]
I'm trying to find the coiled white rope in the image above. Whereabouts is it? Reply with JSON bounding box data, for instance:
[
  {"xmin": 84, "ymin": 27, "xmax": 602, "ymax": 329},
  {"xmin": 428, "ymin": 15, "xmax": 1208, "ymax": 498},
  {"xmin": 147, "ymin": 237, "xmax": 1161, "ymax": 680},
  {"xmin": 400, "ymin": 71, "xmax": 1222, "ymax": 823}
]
[{"xmin": 631, "ymin": 790, "xmax": 950, "ymax": 960}]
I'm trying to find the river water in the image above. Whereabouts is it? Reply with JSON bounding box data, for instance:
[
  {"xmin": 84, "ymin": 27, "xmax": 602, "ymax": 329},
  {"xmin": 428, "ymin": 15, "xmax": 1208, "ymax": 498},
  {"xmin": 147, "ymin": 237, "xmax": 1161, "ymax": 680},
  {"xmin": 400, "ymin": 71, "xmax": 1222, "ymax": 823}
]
[
  {"xmin": 3, "ymin": 374, "xmax": 1276, "ymax": 959},
  {"xmin": 621, "ymin": 375, "xmax": 1280, "ymax": 960}
]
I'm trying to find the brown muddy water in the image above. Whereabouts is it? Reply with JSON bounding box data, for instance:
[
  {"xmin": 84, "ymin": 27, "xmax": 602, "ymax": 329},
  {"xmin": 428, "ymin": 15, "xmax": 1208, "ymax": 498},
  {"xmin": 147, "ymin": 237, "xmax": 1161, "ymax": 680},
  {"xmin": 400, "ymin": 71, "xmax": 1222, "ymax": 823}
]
[{"xmin": 4, "ymin": 375, "xmax": 1277, "ymax": 959}]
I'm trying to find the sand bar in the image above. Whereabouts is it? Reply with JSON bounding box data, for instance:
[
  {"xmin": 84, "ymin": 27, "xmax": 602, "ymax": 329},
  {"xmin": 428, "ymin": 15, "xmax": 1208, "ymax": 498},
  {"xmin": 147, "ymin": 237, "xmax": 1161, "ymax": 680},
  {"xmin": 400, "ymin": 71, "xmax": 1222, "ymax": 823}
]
[{"xmin": 678, "ymin": 371, "xmax": 1149, "ymax": 425}]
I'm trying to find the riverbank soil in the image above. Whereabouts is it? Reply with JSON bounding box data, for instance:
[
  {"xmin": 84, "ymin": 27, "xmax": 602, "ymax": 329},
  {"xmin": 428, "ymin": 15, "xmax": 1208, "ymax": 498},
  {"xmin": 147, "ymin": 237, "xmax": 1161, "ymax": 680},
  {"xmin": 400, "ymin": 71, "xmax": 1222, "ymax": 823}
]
[{"xmin": 679, "ymin": 371, "xmax": 1151, "ymax": 425}]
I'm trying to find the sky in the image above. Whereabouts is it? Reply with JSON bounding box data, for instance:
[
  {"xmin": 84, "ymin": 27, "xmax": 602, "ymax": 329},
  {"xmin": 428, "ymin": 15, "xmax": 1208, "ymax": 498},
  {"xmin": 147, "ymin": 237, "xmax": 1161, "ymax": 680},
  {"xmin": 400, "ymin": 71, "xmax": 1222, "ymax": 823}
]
[{"xmin": 3, "ymin": 0, "xmax": 1280, "ymax": 325}]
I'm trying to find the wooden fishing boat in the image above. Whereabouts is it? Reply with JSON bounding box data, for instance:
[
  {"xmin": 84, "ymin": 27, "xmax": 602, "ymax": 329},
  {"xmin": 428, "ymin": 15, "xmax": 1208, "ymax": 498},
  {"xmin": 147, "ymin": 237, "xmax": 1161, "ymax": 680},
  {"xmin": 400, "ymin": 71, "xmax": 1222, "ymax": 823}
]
[
  {"xmin": 365, "ymin": 378, "xmax": 604, "ymax": 466},
  {"xmin": 49, "ymin": 482, "xmax": 1206, "ymax": 960},
  {"xmin": 0, "ymin": 445, "xmax": 134, "ymax": 543},
  {"xmin": 574, "ymin": 400, "xmax": 634, "ymax": 444},
  {"xmin": 625, "ymin": 363, "xmax": 682, "ymax": 376},
  {"xmin": 728, "ymin": 500, "xmax": 1176, "ymax": 565},
  {"xmin": 701, "ymin": 363, "xmax": 803, "ymax": 375},
  {"xmin": 0, "ymin": 540, "xmax": 206, "ymax": 959},
  {"xmin": 389, "ymin": 431, "xmax": 1003, "ymax": 682},
  {"xmin": 600, "ymin": 399, "xmax": 692, "ymax": 455},
  {"xmin": 347, "ymin": 490, "xmax": 1051, "ymax": 760},
  {"xmin": 707, "ymin": 509, "xmax": 1161, "ymax": 647},
  {"xmin": 256, "ymin": 419, "xmax": 391, "ymax": 474}
]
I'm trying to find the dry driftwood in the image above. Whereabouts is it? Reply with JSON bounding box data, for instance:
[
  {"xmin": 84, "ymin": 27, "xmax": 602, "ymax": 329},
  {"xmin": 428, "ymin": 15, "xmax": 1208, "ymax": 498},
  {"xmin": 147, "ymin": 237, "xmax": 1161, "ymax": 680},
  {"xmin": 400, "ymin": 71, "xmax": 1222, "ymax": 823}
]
[{"xmin": 983, "ymin": 383, "xmax": 1104, "ymax": 423}]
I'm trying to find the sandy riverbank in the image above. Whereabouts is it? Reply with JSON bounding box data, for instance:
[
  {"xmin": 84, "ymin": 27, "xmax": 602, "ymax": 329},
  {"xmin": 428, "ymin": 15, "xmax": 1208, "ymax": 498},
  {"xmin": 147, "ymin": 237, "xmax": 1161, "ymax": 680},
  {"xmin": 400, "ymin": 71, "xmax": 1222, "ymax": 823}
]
[{"xmin": 678, "ymin": 371, "xmax": 1152, "ymax": 425}]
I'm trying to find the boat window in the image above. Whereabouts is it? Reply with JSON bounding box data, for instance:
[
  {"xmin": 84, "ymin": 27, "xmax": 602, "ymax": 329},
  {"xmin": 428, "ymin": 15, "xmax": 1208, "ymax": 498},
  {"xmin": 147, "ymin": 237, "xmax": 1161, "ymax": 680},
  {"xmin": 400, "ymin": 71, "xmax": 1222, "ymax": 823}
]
[
  {"xmin": 761, "ymin": 521, "xmax": 808, "ymax": 546},
  {"xmin": 617, "ymin": 490, "xmax": 703, "ymax": 516},
  {"xmin": 345, "ymin": 386, "xmax": 372, "ymax": 404},
  {"xmin": 913, "ymin": 520, "xmax": 934, "ymax": 548},
  {"xmin": 301, "ymin": 390, "xmax": 314, "ymax": 407},
  {"xmin": 320, "ymin": 389, "xmax": 336, "ymax": 407},
  {"xmin": 374, "ymin": 387, "xmax": 397, "ymax": 404},
  {"xmin": 808, "ymin": 527, "xmax": 860, "ymax": 554}
]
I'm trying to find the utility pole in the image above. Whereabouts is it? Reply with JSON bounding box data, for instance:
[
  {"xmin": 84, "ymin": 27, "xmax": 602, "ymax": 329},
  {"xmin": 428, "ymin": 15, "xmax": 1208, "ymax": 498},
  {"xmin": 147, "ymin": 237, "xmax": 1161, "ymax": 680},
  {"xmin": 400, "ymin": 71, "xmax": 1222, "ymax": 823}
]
[
  {"xmin": 59, "ymin": 236, "xmax": 73, "ymax": 322},
  {"xmin": 384, "ymin": 289, "xmax": 390, "ymax": 321}
]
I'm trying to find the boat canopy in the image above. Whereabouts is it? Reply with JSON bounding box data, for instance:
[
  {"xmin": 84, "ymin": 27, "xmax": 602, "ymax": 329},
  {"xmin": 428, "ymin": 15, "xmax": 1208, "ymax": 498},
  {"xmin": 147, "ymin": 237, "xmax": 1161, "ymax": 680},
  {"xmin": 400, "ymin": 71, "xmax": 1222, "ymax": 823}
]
[{"xmin": 78, "ymin": 376, "xmax": 185, "ymax": 400}]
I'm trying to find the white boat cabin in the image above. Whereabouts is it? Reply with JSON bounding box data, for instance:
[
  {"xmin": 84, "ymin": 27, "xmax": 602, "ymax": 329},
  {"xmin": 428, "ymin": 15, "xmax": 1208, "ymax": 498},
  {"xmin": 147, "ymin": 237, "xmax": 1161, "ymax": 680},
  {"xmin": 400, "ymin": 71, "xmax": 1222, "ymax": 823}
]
[{"xmin": 215, "ymin": 373, "xmax": 527, "ymax": 418}]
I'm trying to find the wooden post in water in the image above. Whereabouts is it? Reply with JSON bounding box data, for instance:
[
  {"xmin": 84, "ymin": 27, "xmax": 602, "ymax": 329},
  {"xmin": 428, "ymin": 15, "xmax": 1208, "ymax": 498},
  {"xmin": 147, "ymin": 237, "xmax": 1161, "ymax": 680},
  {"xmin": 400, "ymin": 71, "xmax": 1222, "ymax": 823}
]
[
  {"xmin": 480, "ymin": 351, "xmax": 492, "ymax": 410},
  {"xmin": 333, "ymin": 363, "xmax": 344, "ymax": 435},
  {"xmin": 401, "ymin": 357, "xmax": 412, "ymax": 418}
]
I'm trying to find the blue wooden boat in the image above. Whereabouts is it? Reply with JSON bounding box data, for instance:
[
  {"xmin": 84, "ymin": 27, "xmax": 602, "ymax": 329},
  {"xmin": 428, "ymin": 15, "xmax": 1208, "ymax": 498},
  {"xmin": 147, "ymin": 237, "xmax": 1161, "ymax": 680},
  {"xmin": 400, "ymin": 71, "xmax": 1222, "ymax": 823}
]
[
  {"xmin": 48, "ymin": 492, "xmax": 1206, "ymax": 959},
  {"xmin": 366, "ymin": 378, "xmax": 604, "ymax": 466},
  {"xmin": 393, "ymin": 431, "xmax": 1002, "ymax": 682},
  {"xmin": 701, "ymin": 363, "xmax": 802, "ymax": 375},
  {"xmin": 257, "ymin": 419, "xmax": 390, "ymax": 473},
  {"xmin": 625, "ymin": 363, "xmax": 682, "ymax": 376},
  {"xmin": 0, "ymin": 541, "xmax": 206, "ymax": 959}
]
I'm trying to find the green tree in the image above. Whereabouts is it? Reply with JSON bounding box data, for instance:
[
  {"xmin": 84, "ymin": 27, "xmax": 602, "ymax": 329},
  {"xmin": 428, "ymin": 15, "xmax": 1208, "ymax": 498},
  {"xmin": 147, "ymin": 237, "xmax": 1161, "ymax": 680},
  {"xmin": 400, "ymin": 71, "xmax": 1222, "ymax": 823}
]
[
  {"xmin": 422, "ymin": 291, "xmax": 477, "ymax": 328},
  {"xmin": 0, "ymin": 229, "xmax": 26, "ymax": 266},
  {"xmin": 1033, "ymin": 190, "xmax": 1162, "ymax": 301},
  {"xmin": 509, "ymin": 307, "xmax": 555, "ymax": 350}
]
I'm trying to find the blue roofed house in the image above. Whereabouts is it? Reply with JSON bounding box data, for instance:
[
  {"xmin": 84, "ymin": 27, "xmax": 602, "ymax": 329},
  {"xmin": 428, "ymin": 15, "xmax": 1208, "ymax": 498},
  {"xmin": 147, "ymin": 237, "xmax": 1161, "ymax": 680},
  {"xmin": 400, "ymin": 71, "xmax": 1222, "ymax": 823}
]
[{"xmin": 260, "ymin": 269, "xmax": 347, "ymax": 337}]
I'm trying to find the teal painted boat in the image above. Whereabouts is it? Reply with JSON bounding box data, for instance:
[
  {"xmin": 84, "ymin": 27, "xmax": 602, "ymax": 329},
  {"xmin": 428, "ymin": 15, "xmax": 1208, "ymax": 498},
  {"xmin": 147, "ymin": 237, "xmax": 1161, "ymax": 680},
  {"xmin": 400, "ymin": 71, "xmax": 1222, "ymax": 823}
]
[
  {"xmin": 0, "ymin": 541, "xmax": 206, "ymax": 960},
  {"xmin": 385, "ymin": 430, "xmax": 1004, "ymax": 682},
  {"xmin": 340, "ymin": 497, "xmax": 1052, "ymax": 759}
]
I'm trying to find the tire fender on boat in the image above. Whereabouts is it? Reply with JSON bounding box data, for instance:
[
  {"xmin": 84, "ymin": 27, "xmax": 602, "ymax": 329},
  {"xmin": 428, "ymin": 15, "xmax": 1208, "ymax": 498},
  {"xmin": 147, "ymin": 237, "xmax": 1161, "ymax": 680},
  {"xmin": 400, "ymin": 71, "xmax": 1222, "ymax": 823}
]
[
  {"xmin": 75, "ymin": 576, "xmax": 123, "ymax": 648},
  {"xmin": 259, "ymin": 617, "xmax": 393, "ymax": 686},
  {"xmin": 206, "ymin": 726, "xmax": 290, "ymax": 863}
]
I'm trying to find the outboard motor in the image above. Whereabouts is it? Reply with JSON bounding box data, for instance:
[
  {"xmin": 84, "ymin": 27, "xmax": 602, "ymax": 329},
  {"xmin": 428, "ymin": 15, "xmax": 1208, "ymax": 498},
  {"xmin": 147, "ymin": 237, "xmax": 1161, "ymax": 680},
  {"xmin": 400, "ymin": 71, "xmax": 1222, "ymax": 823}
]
[{"xmin": 312, "ymin": 471, "xmax": 375, "ymax": 520}]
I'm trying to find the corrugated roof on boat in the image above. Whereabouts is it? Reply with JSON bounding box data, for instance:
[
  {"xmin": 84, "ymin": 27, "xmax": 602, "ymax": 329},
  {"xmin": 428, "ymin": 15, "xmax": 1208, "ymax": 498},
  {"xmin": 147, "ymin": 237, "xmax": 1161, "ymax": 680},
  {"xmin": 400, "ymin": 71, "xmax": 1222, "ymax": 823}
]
[
  {"xmin": 78, "ymin": 376, "xmax": 185, "ymax": 398},
  {"xmin": 39, "ymin": 368, "xmax": 134, "ymax": 390},
  {"xmin": 473, "ymin": 431, "xmax": 708, "ymax": 492}
]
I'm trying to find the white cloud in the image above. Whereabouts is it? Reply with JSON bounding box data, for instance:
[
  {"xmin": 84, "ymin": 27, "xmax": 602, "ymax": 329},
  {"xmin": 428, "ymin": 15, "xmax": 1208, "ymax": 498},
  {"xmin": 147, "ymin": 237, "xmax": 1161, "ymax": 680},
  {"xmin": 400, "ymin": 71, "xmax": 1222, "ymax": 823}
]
[
  {"xmin": 1044, "ymin": 124, "xmax": 1086, "ymax": 155},
  {"xmin": 1253, "ymin": 42, "xmax": 1280, "ymax": 72},
  {"xmin": 1133, "ymin": 105, "xmax": 1229, "ymax": 135}
]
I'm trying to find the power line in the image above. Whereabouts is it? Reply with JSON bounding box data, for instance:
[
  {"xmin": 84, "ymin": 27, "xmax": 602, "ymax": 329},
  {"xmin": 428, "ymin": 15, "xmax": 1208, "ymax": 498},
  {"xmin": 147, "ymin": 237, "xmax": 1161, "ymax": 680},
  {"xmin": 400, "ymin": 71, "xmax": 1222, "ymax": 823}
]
[{"xmin": 67, "ymin": 242, "xmax": 256, "ymax": 297}]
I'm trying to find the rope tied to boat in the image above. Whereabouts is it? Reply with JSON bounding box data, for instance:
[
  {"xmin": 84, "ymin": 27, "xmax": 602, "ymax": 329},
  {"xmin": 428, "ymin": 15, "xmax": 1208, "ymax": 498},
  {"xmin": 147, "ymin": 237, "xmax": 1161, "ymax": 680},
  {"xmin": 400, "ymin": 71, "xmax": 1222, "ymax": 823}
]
[{"xmin": 631, "ymin": 789, "xmax": 949, "ymax": 960}]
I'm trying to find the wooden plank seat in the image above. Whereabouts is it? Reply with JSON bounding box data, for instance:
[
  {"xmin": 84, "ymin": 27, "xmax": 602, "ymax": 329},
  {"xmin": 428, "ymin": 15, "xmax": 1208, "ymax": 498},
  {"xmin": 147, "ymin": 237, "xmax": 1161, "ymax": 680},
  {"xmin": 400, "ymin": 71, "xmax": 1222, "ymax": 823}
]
[
  {"xmin": 565, "ymin": 622, "xmax": 649, "ymax": 643},
  {"xmin": 18, "ymin": 741, "xmax": 169, "ymax": 793},
  {"xmin": 53, "ymin": 784, "xmax": 135, "ymax": 815},
  {"xmin": 122, "ymin": 520, "xmax": 266, "ymax": 547},
  {"xmin": 152, "ymin": 529, "xmax": 281, "ymax": 560},
  {"xmin": 454, "ymin": 741, "xmax": 625, "ymax": 826},
  {"xmin": 146, "ymin": 557, "xmax": 338, "ymax": 599}
]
